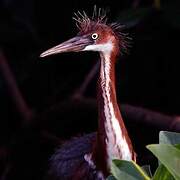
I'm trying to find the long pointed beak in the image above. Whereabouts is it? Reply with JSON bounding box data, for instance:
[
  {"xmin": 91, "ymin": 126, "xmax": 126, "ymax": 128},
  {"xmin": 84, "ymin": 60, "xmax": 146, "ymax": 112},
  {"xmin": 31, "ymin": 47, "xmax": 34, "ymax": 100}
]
[{"xmin": 40, "ymin": 36, "xmax": 92, "ymax": 58}]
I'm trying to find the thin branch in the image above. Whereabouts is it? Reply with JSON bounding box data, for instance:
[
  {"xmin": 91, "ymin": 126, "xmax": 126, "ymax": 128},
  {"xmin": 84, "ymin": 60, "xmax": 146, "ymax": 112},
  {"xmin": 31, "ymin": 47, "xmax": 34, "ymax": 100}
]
[
  {"xmin": 69, "ymin": 97, "xmax": 180, "ymax": 131},
  {"xmin": 71, "ymin": 61, "xmax": 100, "ymax": 99},
  {"xmin": 0, "ymin": 49, "xmax": 33, "ymax": 124},
  {"xmin": 121, "ymin": 104, "xmax": 180, "ymax": 132}
]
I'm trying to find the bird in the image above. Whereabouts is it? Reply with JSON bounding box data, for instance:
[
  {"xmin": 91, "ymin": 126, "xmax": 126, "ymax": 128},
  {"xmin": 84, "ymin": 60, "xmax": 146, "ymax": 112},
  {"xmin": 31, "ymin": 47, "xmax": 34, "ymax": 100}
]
[{"xmin": 40, "ymin": 7, "xmax": 136, "ymax": 180}]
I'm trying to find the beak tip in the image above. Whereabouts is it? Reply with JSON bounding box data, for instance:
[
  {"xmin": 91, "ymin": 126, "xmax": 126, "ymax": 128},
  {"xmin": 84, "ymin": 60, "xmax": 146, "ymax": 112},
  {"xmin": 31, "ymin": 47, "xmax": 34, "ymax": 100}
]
[{"xmin": 40, "ymin": 52, "xmax": 46, "ymax": 58}]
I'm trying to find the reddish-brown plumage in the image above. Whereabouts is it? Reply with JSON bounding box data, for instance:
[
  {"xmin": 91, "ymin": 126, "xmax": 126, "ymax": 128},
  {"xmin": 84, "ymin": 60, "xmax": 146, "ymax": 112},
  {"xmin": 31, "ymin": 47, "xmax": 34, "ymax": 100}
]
[{"xmin": 41, "ymin": 7, "xmax": 135, "ymax": 180}]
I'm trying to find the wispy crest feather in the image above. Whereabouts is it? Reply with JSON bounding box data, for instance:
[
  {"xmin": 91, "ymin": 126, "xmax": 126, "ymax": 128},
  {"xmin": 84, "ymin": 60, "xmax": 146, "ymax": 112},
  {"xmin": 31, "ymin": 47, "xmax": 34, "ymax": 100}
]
[
  {"xmin": 73, "ymin": 6, "xmax": 131, "ymax": 53},
  {"xmin": 73, "ymin": 6, "xmax": 107, "ymax": 33}
]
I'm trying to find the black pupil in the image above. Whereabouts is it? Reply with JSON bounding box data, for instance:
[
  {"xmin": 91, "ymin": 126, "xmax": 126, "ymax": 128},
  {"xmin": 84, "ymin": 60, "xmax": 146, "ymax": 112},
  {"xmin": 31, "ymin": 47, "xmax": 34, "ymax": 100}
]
[{"xmin": 93, "ymin": 34, "xmax": 97, "ymax": 39}]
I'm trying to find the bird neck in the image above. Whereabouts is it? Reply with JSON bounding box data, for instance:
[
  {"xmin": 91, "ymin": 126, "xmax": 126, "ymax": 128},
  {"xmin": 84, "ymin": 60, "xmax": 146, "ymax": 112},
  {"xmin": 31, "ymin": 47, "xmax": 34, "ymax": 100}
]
[{"xmin": 92, "ymin": 52, "xmax": 134, "ymax": 175}]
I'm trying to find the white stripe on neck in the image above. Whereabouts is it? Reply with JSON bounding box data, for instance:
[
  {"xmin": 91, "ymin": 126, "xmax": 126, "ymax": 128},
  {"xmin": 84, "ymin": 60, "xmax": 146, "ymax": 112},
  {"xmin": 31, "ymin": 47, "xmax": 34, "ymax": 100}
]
[
  {"xmin": 84, "ymin": 40, "xmax": 132, "ymax": 170},
  {"xmin": 100, "ymin": 47, "xmax": 132, "ymax": 168}
]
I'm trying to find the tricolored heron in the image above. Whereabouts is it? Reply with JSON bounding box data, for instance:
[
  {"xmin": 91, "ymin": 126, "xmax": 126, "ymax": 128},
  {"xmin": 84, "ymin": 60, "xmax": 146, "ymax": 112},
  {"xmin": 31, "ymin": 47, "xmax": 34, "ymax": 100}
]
[{"xmin": 40, "ymin": 8, "xmax": 136, "ymax": 180}]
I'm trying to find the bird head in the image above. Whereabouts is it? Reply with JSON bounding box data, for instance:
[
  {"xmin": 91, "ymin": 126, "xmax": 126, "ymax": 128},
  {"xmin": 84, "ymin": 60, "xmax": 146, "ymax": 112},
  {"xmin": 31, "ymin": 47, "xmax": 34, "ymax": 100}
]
[{"xmin": 40, "ymin": 8, "xmax": 128, "ymax": 58}]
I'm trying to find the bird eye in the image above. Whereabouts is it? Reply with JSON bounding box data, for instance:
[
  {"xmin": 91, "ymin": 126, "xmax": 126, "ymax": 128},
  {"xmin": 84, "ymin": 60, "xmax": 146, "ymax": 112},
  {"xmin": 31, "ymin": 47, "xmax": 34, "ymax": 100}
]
[{"xmin": 91, "ymin": 33, "xmax": 99, "ymax": 40}]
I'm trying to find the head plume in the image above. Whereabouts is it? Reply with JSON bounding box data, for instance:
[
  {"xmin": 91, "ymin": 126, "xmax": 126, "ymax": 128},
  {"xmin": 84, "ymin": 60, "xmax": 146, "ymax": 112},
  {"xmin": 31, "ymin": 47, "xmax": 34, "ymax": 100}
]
[
  {"xmin": 73, "ymin": 6, "xmax": 107, "ymax": 33},
  {"xmin": 73, "ymin": 6, "xmax": 131, "ymax": 54}
]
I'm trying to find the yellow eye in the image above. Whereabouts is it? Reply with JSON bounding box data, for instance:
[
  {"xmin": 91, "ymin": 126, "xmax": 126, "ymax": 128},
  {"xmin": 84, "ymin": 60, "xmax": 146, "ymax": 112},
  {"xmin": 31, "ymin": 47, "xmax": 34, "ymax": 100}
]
[{"xmin": 91, "ymin": 33, "xmax": 99, "ymax": 40}]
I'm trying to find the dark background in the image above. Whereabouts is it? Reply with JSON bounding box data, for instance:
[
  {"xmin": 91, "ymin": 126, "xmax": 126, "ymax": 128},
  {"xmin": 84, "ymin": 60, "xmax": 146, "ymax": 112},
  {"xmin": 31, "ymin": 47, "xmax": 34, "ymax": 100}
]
[{"xmin": 0, "ymin": 0, "xmax": 180, "ymax": 179}]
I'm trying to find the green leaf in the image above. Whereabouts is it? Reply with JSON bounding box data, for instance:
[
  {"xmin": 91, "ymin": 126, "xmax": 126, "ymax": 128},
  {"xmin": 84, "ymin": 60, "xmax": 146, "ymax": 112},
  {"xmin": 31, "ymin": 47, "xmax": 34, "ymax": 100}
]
[
  {"xmin": 147, "ymin": 144, "xmax": 180, "ymax": 180},
  {"xmin": 153, "ymin": 164, "xmax": 175, "ymax": 180},
  {"xmin": 159, "ymin": 131, "xmax": 180, "ymax": 145},
  {"xmin": 175, "ymin": 144, "xmax": 180, "ymax": 150},
  {"xmin": 116, "ymin": 7, "xmax": 153, "ymax": 28},
  {"xmin": 110, "ymin": 159, "xmax": 150, "ymax": 180}
]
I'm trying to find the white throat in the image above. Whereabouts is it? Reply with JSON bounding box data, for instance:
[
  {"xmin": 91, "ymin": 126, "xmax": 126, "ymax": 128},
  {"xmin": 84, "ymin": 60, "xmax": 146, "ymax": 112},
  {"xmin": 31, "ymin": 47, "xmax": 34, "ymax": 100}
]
[{"xmin": 83, "ymin": 40, "xmax": 113, "ymax": 54}]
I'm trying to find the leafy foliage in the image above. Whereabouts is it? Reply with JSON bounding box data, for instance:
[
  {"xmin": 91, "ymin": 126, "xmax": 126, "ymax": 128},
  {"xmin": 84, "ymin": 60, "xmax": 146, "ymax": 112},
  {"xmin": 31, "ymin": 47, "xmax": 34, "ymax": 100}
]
[
  {"xmin": 108, "ymin": 131, "xmax": 180, "ymax": 180},
  {"xmin": 153, "ymin": 164, "xmax": 175, "ymax": 180},
  {"xmin": 109, "ymin": 160, "xmax": 150, "ymax": 180},
  {"xmin": 147, "ymin": 144, "xmax": 180, "ymax": 180}
]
